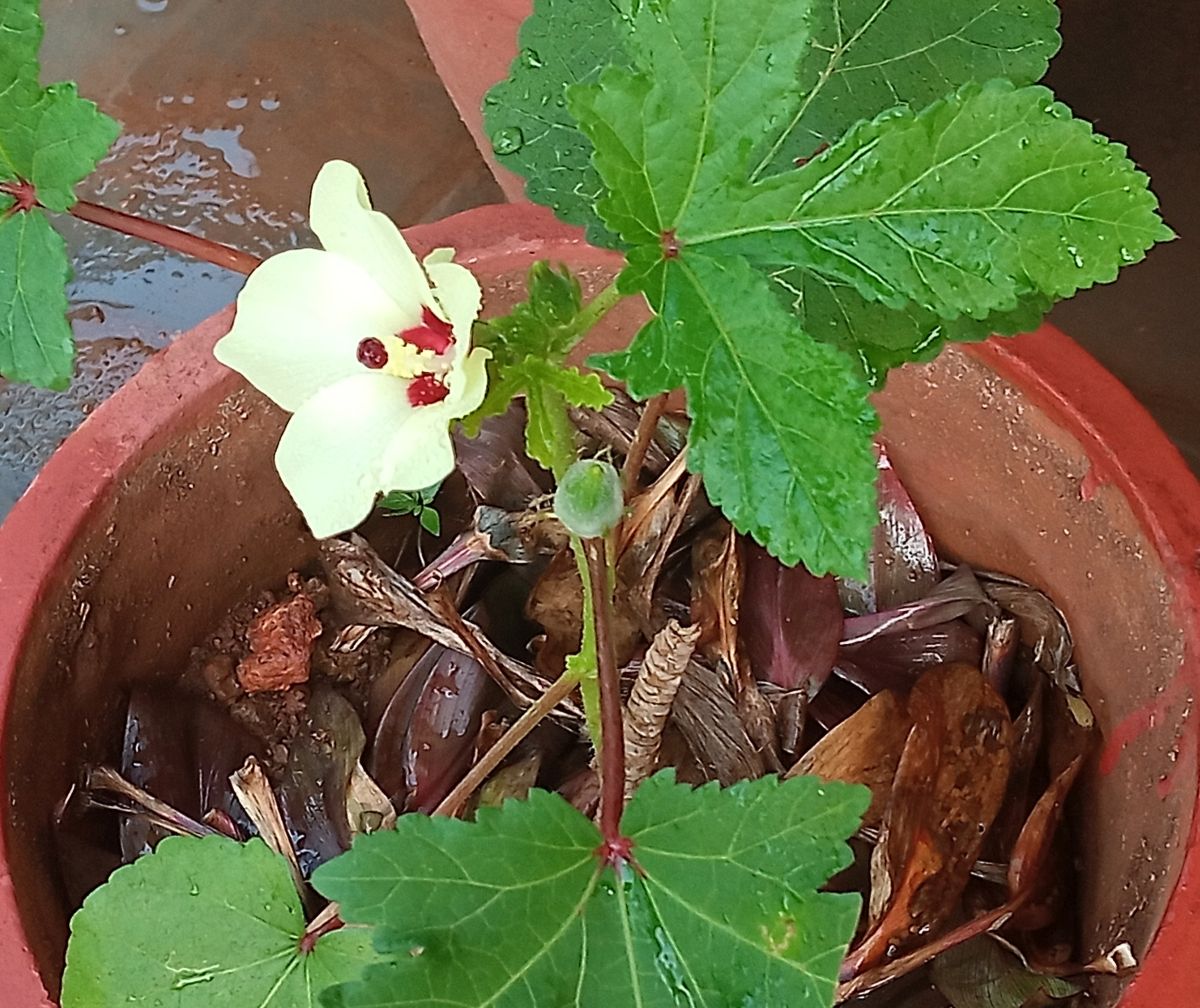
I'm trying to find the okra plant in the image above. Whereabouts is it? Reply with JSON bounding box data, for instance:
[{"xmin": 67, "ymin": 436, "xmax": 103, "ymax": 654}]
[{"xmin": 0, "ymin": 0, "xmax": 1169, "ymax": 1005}]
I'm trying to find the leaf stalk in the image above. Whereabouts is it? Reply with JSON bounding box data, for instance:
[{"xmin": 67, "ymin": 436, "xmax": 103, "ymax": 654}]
[{"xmin": 67, "ymin": 199, "xmax": 261, "ymax": 275}]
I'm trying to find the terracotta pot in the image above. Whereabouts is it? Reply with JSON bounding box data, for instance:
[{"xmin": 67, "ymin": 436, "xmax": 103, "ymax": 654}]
[{"xmin": 0, "ymin": 203, "xmax": 1198, "ymax": 1006}]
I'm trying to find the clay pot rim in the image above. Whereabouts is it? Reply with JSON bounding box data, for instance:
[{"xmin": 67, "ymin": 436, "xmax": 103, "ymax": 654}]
[{"xmin": 0, "ymin": 201, "xmax": 1197, "ymax": 1006}]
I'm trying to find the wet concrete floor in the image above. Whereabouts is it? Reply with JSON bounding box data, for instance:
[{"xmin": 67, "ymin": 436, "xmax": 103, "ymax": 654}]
[
  {"xmin": 0, "ymin": 0, "xmax": 1195, "ymax": 519},
  {"xmin": 0, "ymin": 0, "xmax": 502, "ymax": 516}
]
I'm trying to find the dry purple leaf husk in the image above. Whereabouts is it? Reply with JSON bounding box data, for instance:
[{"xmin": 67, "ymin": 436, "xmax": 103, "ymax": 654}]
[
  {"xmin": 276, "ymin": 686, "xmax": 369, "ymax": 876},
  {"xmin": 836, "ymin": 621, "xmax": 984, "ymax": 695},
  {"xmin": 414, "ymin": 506, "xmax": 567, "ymax": 590},
  {"xmin": 740, "ymin": 540, "xmax": 843, "ymax": 694},
  {"xmin": 839, "ymin": 446, "xmax": 939, "ymax": 616},
  {"xmin": 370, "ymin": 641, "xmax": 502, "ymax": 815},
  {"xmin": 841, "ymin": 566, "xmax": 994, "ymax": 647},
  {"xmin": 120, "ymin": 687, "xmax": 261, "ymax": 860},
  {"xmin": 873, "ymin": 449, "xmax": 941, "ymax": 610}
]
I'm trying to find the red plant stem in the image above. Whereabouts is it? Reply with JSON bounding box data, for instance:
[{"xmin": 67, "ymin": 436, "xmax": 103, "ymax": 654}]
[
  {"xmin": 68, "ymin": 199, "xmax": 261, "ymax": 275},
  {"xmin": 583, "ymin": 536, "xmax": 626, "ymax": 848},
  {"xmin": 621, "ymin": 393, "xmax": 668, "ymax": 498},
  {"xmin": 299, "ymin": 901, "xmax": 344, "ymax": 954}
]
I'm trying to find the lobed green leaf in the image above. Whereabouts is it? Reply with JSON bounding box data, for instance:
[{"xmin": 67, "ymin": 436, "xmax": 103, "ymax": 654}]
[
  {"xmin": 777, "ymin": 269, "xmax": 1050, "ymax": 386},
  {"xmin": 0, "ymin": 210, "xmax": 73, "ymax": 389},
  {"xmin": 691, "ymin": 81, "xmax": 1173, "ymax": 320},
  {"xmin": 0, "ymin": 0, "xmax": 121, "ymax": 388},
  {"xmin": 465, "ymin": 261, "xmax": 614, "ymax": 473},
  {"xmin": 568, "ymin": 0, "xmax": 818, "ymax": 241},
  {"xmin": 597, "ymin": 252, "xmax": 879, "ymax": 575},
  {"xmin": 315, "ymin": 773, "xmax": 868, "ymax": 1008},
  {"xmin": 61, "ymin": 835, "xmax": 377, "ymax": 1008},
  {"xmin": 482, "ymin": 0, "xmax": 636, "ymax": 245},
  {"xmin": 755, "ymin": 0, "xmax": 1061, "ymax": 176},
  {"xmin": 0, "ymin": 0, "xmax": 43, "ymax": 87}
]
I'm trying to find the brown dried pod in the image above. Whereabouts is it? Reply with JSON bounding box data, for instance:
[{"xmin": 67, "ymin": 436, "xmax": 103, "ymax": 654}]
[{"xmin": 624, "ymin": 620, "xmax": 701, "ymax": 797}]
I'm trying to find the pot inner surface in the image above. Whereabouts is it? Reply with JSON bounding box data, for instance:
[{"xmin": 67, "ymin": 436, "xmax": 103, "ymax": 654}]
[{"xmin": 5, "ymin": 303, "xmax": 1191, "ymax": 1006}]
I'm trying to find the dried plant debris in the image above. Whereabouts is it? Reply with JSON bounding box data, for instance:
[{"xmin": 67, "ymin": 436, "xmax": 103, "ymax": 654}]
[
  {"xmin": 236, "ymin": 576, "xmax": 323, "ymax": 693},
  {"xmin": 624, "ymin": 620, "xmax": 700, "ymax": 797},
  {"xmin": 849, "ymin": 664, "xmax": 1013, "ymax": 977},
  {"xmin": 320, "ymin": 534, "xmax": 584, "ymax": 727},
  {"xmin": 932, "ymin": 935, "xmax": 1082, "ymax": 1008},
  {"xmin": 788, "ymin": 689, "xmax": 910, "ymax": 829},
  {"xmin": 66, "ymin": 392, "xmax": 1111, "ymax": 1008}
]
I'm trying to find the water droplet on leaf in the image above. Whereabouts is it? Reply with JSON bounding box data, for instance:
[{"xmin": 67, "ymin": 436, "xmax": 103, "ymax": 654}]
[
  {"xmin": 492, "ymin": 127, "xmax": 525, "ymax": 156},
  {"xmin": 521, "ymin": 48, "xmax": 544, "ymax": 68}
]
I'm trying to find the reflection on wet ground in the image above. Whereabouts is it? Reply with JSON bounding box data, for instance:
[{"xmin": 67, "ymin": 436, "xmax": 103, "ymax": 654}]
[{"xmin": 0, "ymin": 0, "xmax": 501, "ymax": 516}]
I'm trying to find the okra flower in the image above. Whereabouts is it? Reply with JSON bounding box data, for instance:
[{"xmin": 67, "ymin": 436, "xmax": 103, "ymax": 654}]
[{"xmin": 214, "ymin": 160, "xmax": 489, "ymax": 538}]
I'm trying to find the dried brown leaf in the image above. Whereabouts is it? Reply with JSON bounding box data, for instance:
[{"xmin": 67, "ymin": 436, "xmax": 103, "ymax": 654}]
[
  {"xmin": 230, "ymin": 756, "xmax": 305, "ymax": 896},
  {"xmin": 851, "ymin": 664, "xmax": 1013, "ymax": 974},
  {"xmin": 690, "ymin": 522, "xmax": 742, "ymax": 670},
  {"xmin": 737, "ymin": 678, "xmax": 783, "ymax": 772},
  {"xmin": 931, "ymin": 935, "xmax": 1081, "ymax": 1008},
  {"xmin": 789, "ymin": 690, "xmax": 911, "ymax": 829},
  {"xmin": 477, "ymin": 752, "xmax": 544, "ymax": 810},
  {"xmin": 669, "ymin": 660, "xmax": 765, "ymax": 785},
  {"xmin": 977, "ymin": 571, "xmax": 1077, "ymax": 691},
  {"xmin": 981, "ymin": 617, "xmax": 1019, "ymax": 695}
]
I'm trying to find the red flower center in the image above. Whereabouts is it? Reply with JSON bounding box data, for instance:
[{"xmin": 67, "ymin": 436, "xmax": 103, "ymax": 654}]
[
  {"xmin": 397, "ymin": 306, "xmax": 455, "ymax": 355},
  {"xmin": 407, "ymin": 372, "xmax": 450, "ymax": 407},
  {"xmin": 357, "ymin": 337, "xmax": 389, "ymax": 369}
]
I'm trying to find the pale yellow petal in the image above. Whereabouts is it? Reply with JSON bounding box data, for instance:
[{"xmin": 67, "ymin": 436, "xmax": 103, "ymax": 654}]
[
  {"xmin": 214, "ymin": 248, "xmax": 406, "ymax": 412},
  {"xmin": 308, "ymin": 160, "xmax": 430, "ymax": 316},
  {"xmin": 424, "ymin": 249, "xmax": 482, "ymax": 347},
  {"xmin": 274, "ymin": 372, "xmax": 417, "ymax": 538},
  {"xmin": 444, "ymin": 346, "xmax": 492, "ymax": 418},
  {"xmin": 378, "ymin": 420, "xmax": 458, "ymax": 497}
]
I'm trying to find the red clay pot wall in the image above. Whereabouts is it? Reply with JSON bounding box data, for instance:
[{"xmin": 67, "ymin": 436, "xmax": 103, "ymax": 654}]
[{"xmin": 0, "ymin": 204, "xmax": 1198, "ymax": 1006}]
